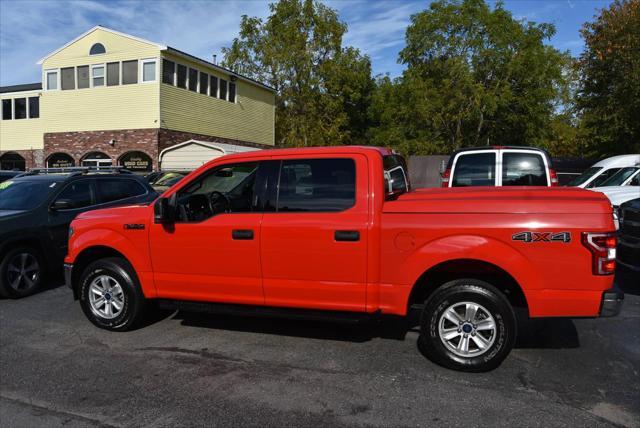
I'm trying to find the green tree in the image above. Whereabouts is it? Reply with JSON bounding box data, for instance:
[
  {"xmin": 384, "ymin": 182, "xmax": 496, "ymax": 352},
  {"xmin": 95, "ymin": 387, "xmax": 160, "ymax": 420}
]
[
  {"xmin": 370, "ymin": 0, "xmax": 571, "ymax": 155},
  {"xmin": 222, "ymin": 0, "xmax": 373, "ymax": 147},
  {"xmin": 577, "ymin": 0, "xmax": 640, "ymax": 156}
]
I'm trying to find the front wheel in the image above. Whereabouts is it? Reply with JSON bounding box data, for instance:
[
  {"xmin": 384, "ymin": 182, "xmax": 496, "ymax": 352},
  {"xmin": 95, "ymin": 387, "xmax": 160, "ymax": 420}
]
[
  {"xmin": 78, "ymin": 257, "xmax": 147, "ymax": 331},
  {"xmin": 419, "ymin": 279, "xmax": 516, "ymax": 372}
]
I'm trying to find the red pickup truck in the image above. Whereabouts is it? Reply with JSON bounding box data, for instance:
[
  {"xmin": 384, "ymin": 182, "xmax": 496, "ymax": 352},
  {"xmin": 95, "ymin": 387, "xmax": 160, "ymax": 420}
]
[{"xmin": 65, "ymin": 146, "xmax": 623, "ymax": 371}]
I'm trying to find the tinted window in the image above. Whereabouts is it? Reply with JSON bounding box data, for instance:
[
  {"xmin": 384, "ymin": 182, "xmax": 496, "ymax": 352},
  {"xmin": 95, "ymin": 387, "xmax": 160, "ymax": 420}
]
[
  {"xmin": 199, "ymin": 72, "xmax": 209, "ymax": 95},
  {"xmin": 177, "ymin": 162, "xmax": 259, "ymax": 222},
  {"xmin": 61, "ymin": 67, "xmax": 75, "ymax": 90},
  {"xmin": 122, "ymin": 60, "xmax": 138, "ymax": 85},
  {"xmin": 568, "ymin": 167, "xmax": 602, "ymax": 186},
  {"xmin": 0, "ymin": 180, "xmax": 57, "ymax": 210},
  {"xmin": 188, "ymin": 68, "xmax": 198, "ymax": 92},
  {"xmin": 502, "ymin": 152, "xmax": 547, "ymax": 186},
  {"xmin": 14, "ymin": 98, "xmax": 26, "ymax": 119},
  {"xmin": 229, "ymin": 82, "xmax": 236, "ymax": 102},
  {"xmin": 2, "ymin": 99, "xmax": 12, "ymax": 120},
  {"xmin": 177, "ymin": 64, "xmax": 187, "ymax": 89},
  {"xmin": 77, "ymin": 65, "xmax": 90, "ymax": 89},
  {"xmin": 209, "ymin": 76, "xmax": 218, "ymax": 97},
  {"xmin": 599, "ymin": 167, "xmax": 640, "ymax": 187},
  {"xmin": 55, "ymin": 180, "xmax": 93, "ymax": 209},
  {"xmin": 587, "ymin": 168, "xmax": 622, "ymax": 188},
  {"xmin": 97, "ymin": 179, "xmax": 146, "ymax": 203},
  {"xmin": 107, "ymin": 62, "xmax": 120, "ymax": 86},
  {"xmin": 162, "ymin": 59, "xmax": 175, "ymax": 85},
  {"xmin": 452, "ymin": 153, "xmax": 496, "ymax": 187},
  {"xmin": 630, "ymin": 173, "xmax": 640, "ymax": 186},
  {"xmin": 219, "ymin": 79, "xmax": 227, "ymax": 100},
  {"xmin": 28, "ymin": 97, "xmax": 39, "ymax": 118},
  {"xmin": 277, "ymin": 158, "xmax": 355, "ymax": 212}
]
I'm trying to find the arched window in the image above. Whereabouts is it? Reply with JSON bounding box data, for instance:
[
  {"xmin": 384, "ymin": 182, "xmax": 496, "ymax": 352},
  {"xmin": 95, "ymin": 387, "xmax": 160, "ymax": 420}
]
[
  {"xmin": 118, "ymin": 151, "xmax": 152, "ymax": 172},
  {"xmin": 89, "ymin": 43, "xmax": 106, "ymax": 55},
  {"xmin": 47, "ymin": 152, "xmax": 75, "ymax": 168},
  {"xmin": 0, "ymin": 152, "xmax": 26, "ymax": 171},
  {"xmin": 81, "ymin": 151, "xmax": 112, "ymax": 168}
]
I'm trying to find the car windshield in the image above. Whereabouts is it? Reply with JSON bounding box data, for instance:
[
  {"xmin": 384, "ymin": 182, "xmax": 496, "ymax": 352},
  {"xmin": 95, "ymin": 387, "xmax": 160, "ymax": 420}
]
[
  {"xmin": 154, "ymin": 172, "xmax": 186, "ymax": 186},
  {"xmin": 568, "ymin": 167, "xmax": 602, "ymax": 186},
  {"xmin": 0, "ymin": 180, "xmax": 58, "ymax": 210},
  {"xmin": 599, "ymin": 167, "xmax": 640, "ymax": 187}
]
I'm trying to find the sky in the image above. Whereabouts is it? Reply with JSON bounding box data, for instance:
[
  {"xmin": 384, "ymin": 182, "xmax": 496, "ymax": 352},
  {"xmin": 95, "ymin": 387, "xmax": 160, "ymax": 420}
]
[{"xmin": 0, "ymin": 0, "xmax": 612, "ymax": 86}]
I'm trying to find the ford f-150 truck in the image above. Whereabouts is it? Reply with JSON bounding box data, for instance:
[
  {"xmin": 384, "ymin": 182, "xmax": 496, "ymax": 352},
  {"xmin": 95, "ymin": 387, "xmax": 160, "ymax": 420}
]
[{"xmin": 64, "ymin": 146, "xmax": 623, "ymax": 371}]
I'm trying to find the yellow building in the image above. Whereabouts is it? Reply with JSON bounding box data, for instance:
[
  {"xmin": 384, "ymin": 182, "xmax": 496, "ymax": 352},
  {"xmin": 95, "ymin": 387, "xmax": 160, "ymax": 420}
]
[{"xmin": 0, "ymin": 26, "xmax": 275, "ymax": 171}]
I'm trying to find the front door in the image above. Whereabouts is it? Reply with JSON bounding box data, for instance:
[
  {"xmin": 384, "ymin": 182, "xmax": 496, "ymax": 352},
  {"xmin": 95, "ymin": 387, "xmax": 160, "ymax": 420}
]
[
  {"xmin": 149, "ymin": 160, "xmax": 264, "ymax": 305},
  {"xmin": 260, "ymin": 155, "xmax": 369, "ymax": 312}
]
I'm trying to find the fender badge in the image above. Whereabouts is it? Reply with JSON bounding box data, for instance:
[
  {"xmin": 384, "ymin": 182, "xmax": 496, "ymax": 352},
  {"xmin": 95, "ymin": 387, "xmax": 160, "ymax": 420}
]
[
  {"xmin": 124, "ymin": 224, "xmax": 145, "ymax": 230},
  {"xmin": 512, "ymin": 231, "xmax": 571, "ymax": 243}
]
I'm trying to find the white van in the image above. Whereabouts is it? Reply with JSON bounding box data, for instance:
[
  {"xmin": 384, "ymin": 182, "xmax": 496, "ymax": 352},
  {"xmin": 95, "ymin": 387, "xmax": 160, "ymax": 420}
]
[{"xmin": 568, "ymin": 154, "xmax": 640, "ymax": 188}]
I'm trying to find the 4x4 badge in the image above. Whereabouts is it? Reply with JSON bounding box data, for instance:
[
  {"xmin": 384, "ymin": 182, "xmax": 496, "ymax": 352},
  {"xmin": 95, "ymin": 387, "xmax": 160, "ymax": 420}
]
[{"xmin": 512, "ymin": 231, "xmax": 571, "ymax": 243}]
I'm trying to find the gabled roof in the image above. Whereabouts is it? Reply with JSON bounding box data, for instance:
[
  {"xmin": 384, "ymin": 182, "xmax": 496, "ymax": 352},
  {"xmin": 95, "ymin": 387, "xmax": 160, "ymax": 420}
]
[
  {"xmin": 159, "ymin": 139, "xmax": 260, "ymax": 158},
  {"xmin": 0, "ymin": 83, "xmax": 42, "ymax": 94},
  {"xmin": 36, "ymin": 25, "xmax": 166, "ymax": 65}
]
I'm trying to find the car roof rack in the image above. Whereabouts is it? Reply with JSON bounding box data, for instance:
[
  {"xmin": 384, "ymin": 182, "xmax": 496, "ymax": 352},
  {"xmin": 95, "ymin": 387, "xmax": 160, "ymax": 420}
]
[{"xmin": 23, "ymin": 166, "xmax": 133, "ymax": 176}]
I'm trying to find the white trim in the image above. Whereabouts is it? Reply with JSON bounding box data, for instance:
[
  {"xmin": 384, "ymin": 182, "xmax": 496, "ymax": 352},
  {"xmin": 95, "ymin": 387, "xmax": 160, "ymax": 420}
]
[
  {"xmin": 140, "ymin": 58, "xmax": 158, "ymax": 83},
  {"xmin": 158, "ymin": 139, "xmax": 259, "ymax": 161},
  {"xmin": 37, "ymin": 25, "xmax": 166, "ymax": 65},
  {"xmin": 0, "ymin": 89, "xmax": 42, "ymax": 96}
]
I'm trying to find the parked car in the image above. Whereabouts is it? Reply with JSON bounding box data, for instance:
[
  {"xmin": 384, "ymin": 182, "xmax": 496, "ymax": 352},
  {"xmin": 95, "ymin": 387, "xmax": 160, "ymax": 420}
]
[
  {"xmin": 145, "ymin": 171, "xmax": 164, "ymax": 184},
  {"xmin": 151, "ymin": 171, "xmax": 190, "ymax": 193},
  {"xmin": 0, "ymin": 170, "xmax": 23, "ymax": 183},
  {"xmin": 617, "ymin": 198, "xmax": 640, "ymax": 274},
  {"xmin": 568, "ymin": 154, "xmax": 640, "ymax": 188},
  {"xmin": 0, "ymin": 168, "xmax": 158, "ymax": 298},
  {"xmin": 441, "ymin": 146, "xmax": 558, "ymax": 187},
  {"xmin": 590, "ymin": 166, "xmax": 640, "ymax": 215},
  {"xmin": 65, "ymin": 146, "xmax": 621, "ymax": 372}
]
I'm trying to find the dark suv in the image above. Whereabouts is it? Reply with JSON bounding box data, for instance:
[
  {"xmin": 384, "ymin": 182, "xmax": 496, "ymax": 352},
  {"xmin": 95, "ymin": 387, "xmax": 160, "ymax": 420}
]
[{"xmin": 0, "ymin": 168, "xmax": 158, "ymax": 298}]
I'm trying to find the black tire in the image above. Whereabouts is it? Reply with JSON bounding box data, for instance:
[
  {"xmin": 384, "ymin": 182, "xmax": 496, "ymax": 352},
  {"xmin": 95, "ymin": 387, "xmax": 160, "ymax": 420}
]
[
  {"xmin": 419, "ymin": 279, "xmax": 516, "ymax": 372},
  {"xmin": 78, "ymin": 257, "xmax": 147, "ymax": 331},
  {"xmin": 0, "ymin": 246, "xmax": 45, "ymax": 298}
]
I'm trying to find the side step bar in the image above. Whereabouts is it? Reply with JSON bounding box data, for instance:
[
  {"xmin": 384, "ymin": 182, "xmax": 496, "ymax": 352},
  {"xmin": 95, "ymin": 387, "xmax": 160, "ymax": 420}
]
[{"xmin": 156, "ymin": 299, "xmax": 380, "ymax": 324}]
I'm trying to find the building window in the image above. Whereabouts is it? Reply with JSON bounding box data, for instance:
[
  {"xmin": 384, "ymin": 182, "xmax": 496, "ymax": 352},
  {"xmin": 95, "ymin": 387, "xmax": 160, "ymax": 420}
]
[
  {"xmin": 0, "ymin": 153, "xmax": 26, "ymax": 171},
  {"xmin": 81, "ymin": 151, "xmax": 112, "ymax": 168},
  {"xmin": 77, "ymin": 65, "xmax": 90, "ymax": 89},
  {"xmin": 142, "ymin": 59, "xmax": 156, "ymax": 82},
  {"xmin": 177, "ymin": 64, "xmax": 187, "ymax": 89},
  {"xmin": 107, "ymin": 62, "xmax": 119, "ymax": 86},
  {"xmin": 122, "ymin": 60, "xmax": 138, "ymax": 85},
  {"xmin": 28, "ymin": 97, "xmax": 39, "ymax": 119},
  {"xmin": 14, "ymin": 98, "xmax": 27, "ymax": 119},
  {"xmin": 199, "ymin": 72, "xmax": 208, "ymax": 95},
  {"xmin": 219, "ymin": 78, "xmax": 228, "ymax": 100},
  {"xmin": 46, "ymin": 70, "xmax": 58, "ymax": 90},
  {"xmin": 162, "ymin": 59, "xmax": 175, "ymax": 85},
  {"xmin": 119, "ymin": 151, "xmax": 152, "ymax": 172},
  {"xmin": 89, "ymin": 43, "xmax": 106, "ymax": 55},
  {"xmin": 47, "ymin": 153, "xmax": 75, "ymax": 168},
  {"xmin": 2, "ymin": 99, "xmax": 11, "ymax": 120},
  {"xmin": 209, "ymin": 75, "xmax": 218, "ymax": 97},
  {"xmin": 61, "ymin": 67, "xmax": 75, "ymax": 90},
  {"xmin": 229, "ymin": 82, "xmax": 236, "ymax": 103},
  {"xmin": 188, "ymin": 68, "xmax": 198, "ymax": 92},
  {"xmin": 92, "ymin": 65, "xmax": 105, "ymax": 87}
]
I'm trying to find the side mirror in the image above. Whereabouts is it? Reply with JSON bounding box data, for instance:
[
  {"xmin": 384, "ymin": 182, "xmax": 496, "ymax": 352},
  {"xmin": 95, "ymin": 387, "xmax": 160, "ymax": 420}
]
[
  {"xmin": 154, "ymin": 196, "xmax": 176, "ymax": 224},
  {"xmin": 51, "ymin": 199, "xmax": 73, "ymax": 211}
]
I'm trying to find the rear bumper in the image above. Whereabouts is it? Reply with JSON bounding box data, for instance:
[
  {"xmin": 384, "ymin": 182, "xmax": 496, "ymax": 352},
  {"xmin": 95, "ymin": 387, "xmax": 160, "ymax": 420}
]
[{"xmin": 600, "ymin": 286, "xmax": 624, "ymax": 317}]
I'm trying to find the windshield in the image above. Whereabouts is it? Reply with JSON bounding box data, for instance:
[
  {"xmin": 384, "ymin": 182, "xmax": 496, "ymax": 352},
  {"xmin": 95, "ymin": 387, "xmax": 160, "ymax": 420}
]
[
  {"xmin": 0, "ymin": 180, "xmax": 58, "ymax": 210},
  {"xmin": 154, "ymin": 172, "xmax": 186, "ymax": 186},
  {"xmin": 599, "ymin": 167, "xmax": 640, "ymax": 187},
  {"xmin": 568, "ymin": 167, "xmax": 602, "ymax": 186}
]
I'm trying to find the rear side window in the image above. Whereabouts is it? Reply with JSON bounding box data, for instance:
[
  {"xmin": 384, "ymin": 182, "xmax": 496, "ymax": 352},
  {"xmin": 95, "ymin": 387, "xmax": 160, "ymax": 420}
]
[
  {"xmin": 56, "ymin": 180, "xmax": 94, "ymax": 209},
  {"xmin": 452, "ymin": 153, "xmax": 496, "ymax": 187},
  {"xmin": 97, "ymin": 179, "xmax": 146, "ymax": 203},
  {"xmin": 277, "ymin": 158, "xmax": 355, "ymax": 212},
  {"xmin": 502, "ymin": 152, "xmax": 548, "ymax": 186}
]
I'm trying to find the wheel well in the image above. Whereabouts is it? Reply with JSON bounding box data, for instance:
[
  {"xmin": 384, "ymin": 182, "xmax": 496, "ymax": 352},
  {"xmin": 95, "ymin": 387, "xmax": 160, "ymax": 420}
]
[
  {"xmin": 0, "ymin": 238, "xmax": 48, "ymax": 267},
  {"xmin": 408, "ymin": 259, "xmax": 528, "ymax": 311},
  {"xmin": 71, "ymin": 246, "xmax": 128, "ymax": 296}
]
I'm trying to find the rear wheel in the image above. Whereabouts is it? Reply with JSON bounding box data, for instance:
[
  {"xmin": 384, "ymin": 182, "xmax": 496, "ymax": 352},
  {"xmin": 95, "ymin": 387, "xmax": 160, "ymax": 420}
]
[
  {"xmin": 419, "ymin": 279, "xmax": 516, "ymax": 372},
  {"xmin": 0, "ymin": 246, "xmax": 45, "ymax": 298},
  {"xmin": 78, "ymin": 257, "xmax": 147, "ymax": 331}
]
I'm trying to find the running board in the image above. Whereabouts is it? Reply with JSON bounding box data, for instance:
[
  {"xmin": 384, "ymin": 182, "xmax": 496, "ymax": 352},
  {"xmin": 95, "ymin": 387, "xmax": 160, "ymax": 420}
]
[{"xmin": 156, "ymin": 299, "xmax": 380, "ymax": 324}]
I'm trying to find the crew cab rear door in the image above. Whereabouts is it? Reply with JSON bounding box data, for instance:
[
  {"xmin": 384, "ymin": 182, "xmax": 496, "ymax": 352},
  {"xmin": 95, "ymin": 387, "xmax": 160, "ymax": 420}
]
[{"xmin": 260, "ymin": 154, "xmax": 369, "ymax": 312}]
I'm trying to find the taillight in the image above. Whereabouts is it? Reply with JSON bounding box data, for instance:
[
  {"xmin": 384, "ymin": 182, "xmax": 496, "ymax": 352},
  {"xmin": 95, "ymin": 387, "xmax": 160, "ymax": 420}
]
[
  {"xmin": 549, "ymin": 168, "xmax": 559, "ymax": 186},
  {"xmin": 582, "ymin": 232, "xmax": 617, "ymax": 275},
  {"xmin": 441, "ymin": 169, "xmax": 451, "ymax": 188}
]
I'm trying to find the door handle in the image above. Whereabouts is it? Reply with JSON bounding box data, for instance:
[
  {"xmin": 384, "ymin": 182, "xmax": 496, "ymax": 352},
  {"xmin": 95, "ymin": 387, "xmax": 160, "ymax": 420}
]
[
  {"xmin": 232, "ymin": 229, "xmax": 254, "ymax": 240},
  {"xmin": 335, "ymin": 230, "xmax": 360, "ymax": 242}
]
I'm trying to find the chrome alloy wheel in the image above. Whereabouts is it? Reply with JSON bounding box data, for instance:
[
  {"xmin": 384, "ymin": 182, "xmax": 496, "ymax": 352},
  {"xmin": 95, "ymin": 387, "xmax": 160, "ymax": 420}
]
[
  {"xmin": 6, "ymin": 253, "xmax": 40, "ymax": 291},
  {"xmin": 438, "ymin": 301, "xmax": 497, "ymax": 358},
  {"xmin": 89, "ymin": 275, "xmax": 125, "ymax": 319}
]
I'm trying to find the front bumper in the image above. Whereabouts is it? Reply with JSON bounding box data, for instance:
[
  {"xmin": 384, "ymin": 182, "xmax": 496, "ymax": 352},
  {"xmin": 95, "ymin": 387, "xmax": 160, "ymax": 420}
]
[{"xmin": 600, "ymin": 286, "xmax": 624, "ymax": 317}]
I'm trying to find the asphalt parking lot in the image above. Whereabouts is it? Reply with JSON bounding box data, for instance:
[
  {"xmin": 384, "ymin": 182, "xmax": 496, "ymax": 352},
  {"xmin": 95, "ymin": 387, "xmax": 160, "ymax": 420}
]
[{"xmin": 1, "ymin": 272, "xmax": 638, "ymax": 427}]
